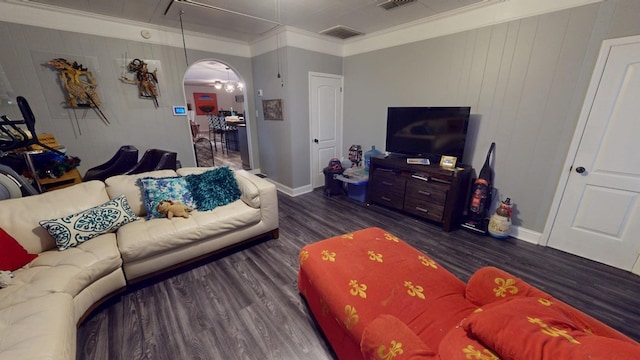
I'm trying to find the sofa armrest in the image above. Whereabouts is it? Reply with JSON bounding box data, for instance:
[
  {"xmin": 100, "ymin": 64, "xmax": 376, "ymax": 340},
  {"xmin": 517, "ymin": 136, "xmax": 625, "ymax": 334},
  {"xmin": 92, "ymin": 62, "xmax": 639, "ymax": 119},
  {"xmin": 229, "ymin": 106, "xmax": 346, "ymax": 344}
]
[
  {"xmin": 234, "ymin": 170, "xmax": 279, "ymax": 232},
  {"xmin": 361, "ymin": 314, "xmax": 437, "ymax": 360},
  {"xmin": 465, "ymin": 267, "xmax": 639, "ymax": 346},
  {"xmin": 438, "ymin": 326, "xmax": 500, "ymax": 360},
  {"xmin": 233, "ymin": 171, "xmax": 261, "ymax": 208},
  {"xmin": 465, "ymin": 266, "xmax": 551, "ymax": 307}
]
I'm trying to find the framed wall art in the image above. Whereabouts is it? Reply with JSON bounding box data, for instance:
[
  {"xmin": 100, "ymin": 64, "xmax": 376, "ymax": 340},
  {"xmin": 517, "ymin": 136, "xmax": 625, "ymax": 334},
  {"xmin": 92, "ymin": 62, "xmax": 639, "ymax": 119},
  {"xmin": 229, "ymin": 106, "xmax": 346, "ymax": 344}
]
[
  {"xmin": 262, "ymin": 99, "xmax": 283, "ymax": 120},
  {"xmin": 193, "ymin": 92, "xmax": 218, "ymax": 115}
]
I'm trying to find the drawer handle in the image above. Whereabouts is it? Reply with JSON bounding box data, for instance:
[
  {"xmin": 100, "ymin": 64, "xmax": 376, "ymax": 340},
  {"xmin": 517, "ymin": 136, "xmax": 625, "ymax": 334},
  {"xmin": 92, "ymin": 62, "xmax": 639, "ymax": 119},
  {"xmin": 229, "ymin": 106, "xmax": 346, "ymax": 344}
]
[
  {"xmin": 381, "ymin": 181, "xmax": 394, "ymax": 186},
  {"xmin": 418, "ymin": 190, "xmax": 431, "ymax": 196},
  {"xmin": 415, "ymin": 206, "xmax": 429, "ymax": 213},
  {"xmin": 381, "ymin": 196, "xmax": 392, "ymax": 202}
]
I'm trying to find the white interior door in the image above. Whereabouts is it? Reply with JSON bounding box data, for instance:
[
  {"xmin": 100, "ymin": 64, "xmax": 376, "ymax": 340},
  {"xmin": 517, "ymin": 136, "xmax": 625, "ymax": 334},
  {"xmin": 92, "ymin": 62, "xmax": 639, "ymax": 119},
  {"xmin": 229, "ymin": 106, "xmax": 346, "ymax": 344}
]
[
  {"xmin": 547, "ymin": 37, "xmax": 640, "ymax": 271},
  {"xmin": 309, "ymin": 72, "xmax": 343, "ymax": 188}
]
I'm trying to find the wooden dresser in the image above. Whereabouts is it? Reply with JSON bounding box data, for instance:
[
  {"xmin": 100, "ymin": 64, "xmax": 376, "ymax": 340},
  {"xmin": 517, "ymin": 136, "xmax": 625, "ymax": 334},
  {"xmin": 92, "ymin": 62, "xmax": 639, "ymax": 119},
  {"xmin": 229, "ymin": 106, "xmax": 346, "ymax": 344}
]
[{"xmin": 368, "ymin": 156, "xmax": 472, "ymax": 231}]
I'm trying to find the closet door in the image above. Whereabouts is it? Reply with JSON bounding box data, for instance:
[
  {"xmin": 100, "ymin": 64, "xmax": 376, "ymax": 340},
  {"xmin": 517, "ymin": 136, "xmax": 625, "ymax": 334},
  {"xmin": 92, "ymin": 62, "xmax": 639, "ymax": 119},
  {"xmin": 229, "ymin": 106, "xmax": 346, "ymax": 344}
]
[{"xmin": 547, "ymin": 36, "xmax": 640, "ymax": 272}]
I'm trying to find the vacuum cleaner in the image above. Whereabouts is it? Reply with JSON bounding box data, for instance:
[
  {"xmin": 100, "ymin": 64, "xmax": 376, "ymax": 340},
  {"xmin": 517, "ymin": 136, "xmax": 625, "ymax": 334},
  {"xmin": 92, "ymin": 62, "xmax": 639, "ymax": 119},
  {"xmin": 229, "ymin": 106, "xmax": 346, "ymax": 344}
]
[{"xmin": 461, "ymin": 142, "xmax": 495, "ymax": 234}]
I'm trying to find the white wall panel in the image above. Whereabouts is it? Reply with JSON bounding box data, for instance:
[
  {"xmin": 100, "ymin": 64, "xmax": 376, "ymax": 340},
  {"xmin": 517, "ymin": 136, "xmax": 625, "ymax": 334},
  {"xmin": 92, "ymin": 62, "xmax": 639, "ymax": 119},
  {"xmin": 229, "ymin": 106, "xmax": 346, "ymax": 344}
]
[{"xmin": 342, "ymin": 2, "xmax": 640, "ymax": 233}]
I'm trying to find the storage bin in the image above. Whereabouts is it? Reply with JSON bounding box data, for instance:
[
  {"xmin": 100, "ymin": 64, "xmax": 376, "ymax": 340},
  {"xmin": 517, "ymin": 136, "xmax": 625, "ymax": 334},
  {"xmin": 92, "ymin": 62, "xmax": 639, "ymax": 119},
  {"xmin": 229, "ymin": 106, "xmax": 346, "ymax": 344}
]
[{"xmin": 347, "ymin": 182, "xmax": 367, "ymax": 202}]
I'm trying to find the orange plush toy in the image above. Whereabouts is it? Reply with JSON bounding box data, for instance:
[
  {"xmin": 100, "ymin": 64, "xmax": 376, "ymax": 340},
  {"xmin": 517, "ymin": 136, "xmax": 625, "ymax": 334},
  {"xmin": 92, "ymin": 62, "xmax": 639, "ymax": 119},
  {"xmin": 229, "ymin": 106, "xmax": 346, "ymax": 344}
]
[{"xmin": 156, "ymin": 200, "xmax": 193, "ymax": 219}]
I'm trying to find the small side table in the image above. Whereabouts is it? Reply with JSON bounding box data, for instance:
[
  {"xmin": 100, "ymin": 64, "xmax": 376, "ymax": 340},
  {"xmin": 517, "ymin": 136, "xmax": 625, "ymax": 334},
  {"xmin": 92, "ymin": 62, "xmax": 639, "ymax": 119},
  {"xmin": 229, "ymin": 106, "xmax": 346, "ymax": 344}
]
[
  {"xmin": 37, "ymin": 168, "xmax": 82, "ymax": 191},
  {"xmin": 22, "ymin": 150, "xmax": 82, "ymax": 192}
]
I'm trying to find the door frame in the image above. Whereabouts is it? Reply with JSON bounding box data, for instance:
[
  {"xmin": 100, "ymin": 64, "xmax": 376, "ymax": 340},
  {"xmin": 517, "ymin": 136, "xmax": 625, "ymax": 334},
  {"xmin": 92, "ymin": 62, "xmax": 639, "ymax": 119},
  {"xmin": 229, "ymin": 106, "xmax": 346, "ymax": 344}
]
[
  {"xmin": 308, "ymin": 71, "xmax": 344, "ymax": 189},
  {"xmin": 182, "ymin": 59, "xmax": 252, "ymax": 169},
  {"xmin": 541, "ymin": 35, "xmax": 640, "ymax": 273}
]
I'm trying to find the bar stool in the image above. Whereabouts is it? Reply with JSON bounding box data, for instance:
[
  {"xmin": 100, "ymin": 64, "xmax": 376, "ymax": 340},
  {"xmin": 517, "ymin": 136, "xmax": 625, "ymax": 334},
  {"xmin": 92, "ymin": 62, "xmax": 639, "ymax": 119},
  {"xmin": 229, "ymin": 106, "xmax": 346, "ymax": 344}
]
[{"xmin": 208, "ymin": 115, "xmax": 226, "ymax": 153}]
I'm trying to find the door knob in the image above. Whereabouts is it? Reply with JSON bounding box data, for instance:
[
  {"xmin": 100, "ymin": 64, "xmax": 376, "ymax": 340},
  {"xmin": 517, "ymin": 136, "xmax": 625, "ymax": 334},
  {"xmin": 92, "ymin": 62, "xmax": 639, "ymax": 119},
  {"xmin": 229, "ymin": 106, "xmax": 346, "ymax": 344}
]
[
  {"xmin": 313, "ymin": 139, "xmax": 319, "ymax": 143},
  {"xmin": 575, "ymin": 166, "xmax": 586, "ymax": 174}
]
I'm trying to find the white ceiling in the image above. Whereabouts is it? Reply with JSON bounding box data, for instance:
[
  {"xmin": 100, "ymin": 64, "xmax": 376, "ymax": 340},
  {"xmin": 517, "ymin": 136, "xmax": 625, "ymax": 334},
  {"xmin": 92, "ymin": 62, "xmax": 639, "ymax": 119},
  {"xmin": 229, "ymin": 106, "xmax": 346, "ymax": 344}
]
[
  {"xmin": 183, "ymin": 61, "xmax": 241, "ymax": 87},
  {"xmin": 25, "ymin": 0, "xmax": 487, "ymax": 42},
  {"xmin": 23, "ymin": 0, "xmax": 488, "ymax": 86}
]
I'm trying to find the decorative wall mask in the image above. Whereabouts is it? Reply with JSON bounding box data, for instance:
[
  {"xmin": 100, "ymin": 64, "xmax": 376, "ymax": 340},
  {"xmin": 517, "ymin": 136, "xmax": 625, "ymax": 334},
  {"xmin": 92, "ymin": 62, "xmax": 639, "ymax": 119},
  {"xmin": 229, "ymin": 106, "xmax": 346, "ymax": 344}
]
[
  {"xmin": 47, "ymin": 58, "xmax": 109, "ymax": 123},
  {"xmin": 120, "ymin": 59, "xmax": 159, "ymax": 108}
]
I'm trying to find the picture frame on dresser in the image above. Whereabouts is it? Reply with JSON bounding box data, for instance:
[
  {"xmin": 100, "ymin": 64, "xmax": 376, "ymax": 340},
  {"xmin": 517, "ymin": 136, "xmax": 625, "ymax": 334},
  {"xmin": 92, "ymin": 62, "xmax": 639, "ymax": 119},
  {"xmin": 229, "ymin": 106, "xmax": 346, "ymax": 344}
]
[{"xmin": 440, "ymin": 155, "xmax": 457, "ymax": 169}]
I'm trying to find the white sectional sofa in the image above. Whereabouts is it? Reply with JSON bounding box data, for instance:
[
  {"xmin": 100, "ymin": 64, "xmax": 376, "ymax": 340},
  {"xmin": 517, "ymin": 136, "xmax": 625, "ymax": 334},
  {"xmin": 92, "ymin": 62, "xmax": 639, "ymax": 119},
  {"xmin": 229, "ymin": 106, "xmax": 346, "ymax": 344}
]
[{"xmin": 0, "ymin": 167, "xmax": 278, "ymax": 360}]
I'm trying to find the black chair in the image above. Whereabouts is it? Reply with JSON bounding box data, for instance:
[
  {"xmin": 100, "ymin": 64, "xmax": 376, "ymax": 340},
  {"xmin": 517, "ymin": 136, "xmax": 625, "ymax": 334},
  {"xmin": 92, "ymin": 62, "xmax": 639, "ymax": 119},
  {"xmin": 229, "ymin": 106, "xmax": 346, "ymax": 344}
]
[
  {"xmin": 193, "ymin": 137, "xmax": 214, "ymax": 167},
  {"xmin": 208, "ymin": 115, "xmax": 224, "ymax": 153},
  {"xmin": 82, "ymin": 145, "xmax": 139, "ymax": 182},
  {"xmin": 127, "ymin": 149, "xmax": 177, "ymax": 175},
  {"xmin": 208, "ymin": 115, "xmax": 237, "ymax": 154}
]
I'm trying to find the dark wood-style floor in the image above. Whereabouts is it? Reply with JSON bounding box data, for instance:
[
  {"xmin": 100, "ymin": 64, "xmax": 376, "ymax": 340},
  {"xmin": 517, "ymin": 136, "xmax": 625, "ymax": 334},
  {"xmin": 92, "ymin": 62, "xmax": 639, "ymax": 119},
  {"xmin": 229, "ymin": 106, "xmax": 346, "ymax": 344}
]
[
  {"xmin": 195, "ymin": 132, "xmax": 243, "ymax": 170},
  {"xmin": 77, "ymin": 189, "xmax": 640, "ymax": 360}
]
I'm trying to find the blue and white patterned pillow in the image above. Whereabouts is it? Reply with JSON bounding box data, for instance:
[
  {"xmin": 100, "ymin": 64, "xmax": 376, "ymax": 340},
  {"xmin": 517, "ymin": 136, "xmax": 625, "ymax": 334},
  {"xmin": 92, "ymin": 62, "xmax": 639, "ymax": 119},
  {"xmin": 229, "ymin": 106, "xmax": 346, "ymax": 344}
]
[
  {"xmin": 39, "ymin": 195, "xmax": 139, "ymax": 251},
  {"xmin": 137, "ymin": 176, "xmax": 195, "ymax": 219}
]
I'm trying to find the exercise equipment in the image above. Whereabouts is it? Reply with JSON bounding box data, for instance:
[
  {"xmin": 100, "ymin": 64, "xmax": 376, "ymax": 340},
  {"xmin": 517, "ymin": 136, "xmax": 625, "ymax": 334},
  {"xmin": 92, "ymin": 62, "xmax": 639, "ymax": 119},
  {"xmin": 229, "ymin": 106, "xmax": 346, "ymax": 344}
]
[{"xmin": 0, "ymin": 164, "xmax": 39, "ymax": 200}]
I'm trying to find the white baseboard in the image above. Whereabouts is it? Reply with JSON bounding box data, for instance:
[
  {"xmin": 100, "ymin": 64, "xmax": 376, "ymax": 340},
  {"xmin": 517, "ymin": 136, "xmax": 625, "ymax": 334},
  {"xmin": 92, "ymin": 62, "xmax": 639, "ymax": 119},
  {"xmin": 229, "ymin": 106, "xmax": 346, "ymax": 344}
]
[
  {"xmin": 510, "ymin": 225, "xmax": 542, "ymax": 245},
  {"xmin": 268, "ymin": 179, "xmax": 313, "ymax": 197},
  {"xmin": 633, "ymin": 256, "xmax": 640, "ymax": 276},
  {"xmin": 270, "ymin": 183, "xmax": 544, "ymax": 246}
]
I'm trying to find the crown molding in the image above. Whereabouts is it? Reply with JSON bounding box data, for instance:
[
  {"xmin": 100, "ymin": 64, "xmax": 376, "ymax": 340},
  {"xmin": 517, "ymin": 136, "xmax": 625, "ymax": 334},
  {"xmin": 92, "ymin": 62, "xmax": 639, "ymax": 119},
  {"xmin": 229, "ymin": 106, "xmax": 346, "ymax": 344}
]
[
  {"xmin": 0, "ymin": 0, "xmax": 251, "ymax": 58},
  {"xmin": 250, "ymin": 26, "xmax": 344, "ymax": 58},
  {"xmin": 342, "ymin": 0, "xmax": 604, "ymax": 56},
  {"xmin": 0, "ymin": 0, "xmax": 603, "ymax": 59}
]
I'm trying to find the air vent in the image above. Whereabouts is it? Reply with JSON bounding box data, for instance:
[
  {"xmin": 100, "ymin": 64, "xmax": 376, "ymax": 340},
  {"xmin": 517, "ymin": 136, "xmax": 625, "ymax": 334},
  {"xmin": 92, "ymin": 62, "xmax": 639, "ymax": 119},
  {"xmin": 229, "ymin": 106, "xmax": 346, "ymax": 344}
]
[
  {"xmin": 319, "ymin": 25, "xmax": 364, "ymax": 40},
  {"xmin": 377, "ymin": 0, "xmax": 417, "ymax": 11}
]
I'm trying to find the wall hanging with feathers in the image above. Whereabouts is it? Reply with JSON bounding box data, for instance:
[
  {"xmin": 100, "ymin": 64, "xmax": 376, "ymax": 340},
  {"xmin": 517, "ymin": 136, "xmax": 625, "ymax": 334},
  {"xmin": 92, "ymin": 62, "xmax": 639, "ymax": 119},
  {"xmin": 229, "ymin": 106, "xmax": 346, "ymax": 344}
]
[
  {"xmin": 120, "ymin": 58, "xmax": 159, "ymax": 108},
  {"xmin": 46, "ymin": 58, "xmax": 109, "ymax": 124}
]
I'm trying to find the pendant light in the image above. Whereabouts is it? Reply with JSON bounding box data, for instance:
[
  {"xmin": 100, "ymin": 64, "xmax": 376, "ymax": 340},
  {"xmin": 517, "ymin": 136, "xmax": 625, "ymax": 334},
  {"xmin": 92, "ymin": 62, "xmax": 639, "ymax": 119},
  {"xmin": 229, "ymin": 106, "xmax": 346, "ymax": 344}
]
[
  {"xmin": 225, "ymin": 67, "xmax": 235, "ymax": 93},
  {"xmin": 179, "ymin": 10, "xmax": 189, "ymax": 66}
]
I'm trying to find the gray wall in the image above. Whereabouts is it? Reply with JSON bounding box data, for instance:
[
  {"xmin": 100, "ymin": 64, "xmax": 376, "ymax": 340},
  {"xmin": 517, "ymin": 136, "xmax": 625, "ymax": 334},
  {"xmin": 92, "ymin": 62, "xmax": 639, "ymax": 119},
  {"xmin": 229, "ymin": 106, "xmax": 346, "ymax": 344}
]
[
  {"xmin": 251, "ymin": 48, "xmax": 289, "ymax": 185},
  {"xmin": 0, "ymin": 21, "xmax": 256, "ymax": 173},
  {"xmin": 343, "ymin": 0, "xmax": 640, "ymax": 233},
  {"xmin": 252, "ymin": 47, "xmax": 342, "ymax": 188},
  {"xmin": 3, "ymin": 0, "xmax": 639, "ymax": 233}
]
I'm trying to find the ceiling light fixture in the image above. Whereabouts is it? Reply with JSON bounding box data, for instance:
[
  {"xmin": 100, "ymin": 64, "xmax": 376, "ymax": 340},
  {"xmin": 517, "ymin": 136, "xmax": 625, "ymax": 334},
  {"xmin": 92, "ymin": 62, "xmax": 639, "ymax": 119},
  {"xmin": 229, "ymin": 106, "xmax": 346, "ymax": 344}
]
[
  {"xmin": 274, "ymin": 0, "xmax": 284, "ymax": 87},
  {"xmin": 179, "ymin": 10, "xmax": 188, "ymax": 66},
  {"xmin": 208, "ymin": 67, "xmax": 243, "ymax": 93}
]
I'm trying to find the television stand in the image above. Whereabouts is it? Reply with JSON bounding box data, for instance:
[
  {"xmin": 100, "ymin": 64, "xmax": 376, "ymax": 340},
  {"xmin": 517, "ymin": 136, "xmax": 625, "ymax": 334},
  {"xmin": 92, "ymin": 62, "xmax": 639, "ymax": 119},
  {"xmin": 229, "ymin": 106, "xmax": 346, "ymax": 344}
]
[{"xmin": 367, "ymin": 156, "xmax": 472, "ymax": 231}]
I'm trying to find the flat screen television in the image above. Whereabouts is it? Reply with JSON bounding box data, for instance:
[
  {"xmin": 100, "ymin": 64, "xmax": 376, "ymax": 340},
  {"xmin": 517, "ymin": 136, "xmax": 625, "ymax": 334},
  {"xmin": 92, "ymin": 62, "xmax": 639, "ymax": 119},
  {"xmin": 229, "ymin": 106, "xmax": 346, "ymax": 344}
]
[{"xmin": 385, "ymin": 106, "xmax": 470, "ymax": 161}]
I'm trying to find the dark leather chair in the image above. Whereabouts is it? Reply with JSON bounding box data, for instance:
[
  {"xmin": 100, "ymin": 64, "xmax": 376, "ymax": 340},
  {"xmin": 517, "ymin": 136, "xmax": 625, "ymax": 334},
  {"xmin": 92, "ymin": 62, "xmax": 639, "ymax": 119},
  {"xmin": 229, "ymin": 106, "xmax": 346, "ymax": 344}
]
[
  {"xmin": 127, "ymin": 149, "xmax": 177, "ymax": 175},
  {"xmin": 82, "ymin": 145, "xmax": 139, "ymax": 182}
]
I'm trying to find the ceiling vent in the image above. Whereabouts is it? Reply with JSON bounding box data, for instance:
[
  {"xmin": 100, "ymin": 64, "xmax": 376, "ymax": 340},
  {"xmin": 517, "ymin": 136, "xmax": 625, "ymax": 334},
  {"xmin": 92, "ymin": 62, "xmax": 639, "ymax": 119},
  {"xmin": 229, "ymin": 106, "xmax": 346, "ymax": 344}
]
[
  {"xmin": 377, "ymin": 0, "xmax": 417, "ymax": 11},
  {"xmin": 319, "ymin": 25, "xmax": 364, "ymax": 40}
]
